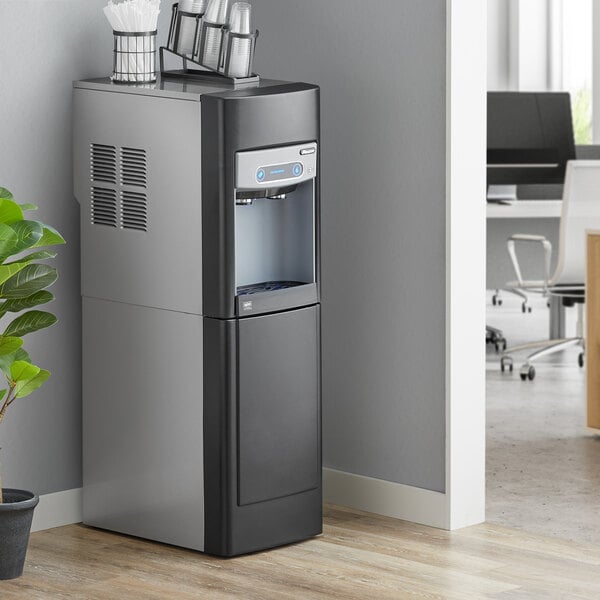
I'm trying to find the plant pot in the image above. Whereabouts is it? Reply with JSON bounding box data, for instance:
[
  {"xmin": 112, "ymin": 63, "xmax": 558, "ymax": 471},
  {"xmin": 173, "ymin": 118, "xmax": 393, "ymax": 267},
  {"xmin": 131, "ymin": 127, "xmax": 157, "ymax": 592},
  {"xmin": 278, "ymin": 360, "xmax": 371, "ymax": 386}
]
[{"xmin": 0, "ymin": 489, "xmax": 39, "ymax": 580}]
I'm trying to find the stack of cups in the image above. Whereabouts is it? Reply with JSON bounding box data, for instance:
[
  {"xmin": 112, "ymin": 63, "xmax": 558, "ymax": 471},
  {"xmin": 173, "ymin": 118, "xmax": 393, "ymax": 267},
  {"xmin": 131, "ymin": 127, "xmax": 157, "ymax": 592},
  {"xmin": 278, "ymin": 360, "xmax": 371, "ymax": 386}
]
[
  {"xmin": 200, "ymin": 0, "xmax": 231, "ymax": 70},
  {"xmin": 220, "ymin": 2, "xmax": 253, "ymax": 78},
  {"xmin": 177, "ymin": 0, "xmax": 207, "ymax": 58}
]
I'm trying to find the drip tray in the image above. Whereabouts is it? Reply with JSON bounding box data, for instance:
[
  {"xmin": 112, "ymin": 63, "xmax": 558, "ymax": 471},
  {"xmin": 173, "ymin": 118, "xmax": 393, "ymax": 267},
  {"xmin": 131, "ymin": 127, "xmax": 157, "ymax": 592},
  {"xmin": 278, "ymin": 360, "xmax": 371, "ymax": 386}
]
[
  {"xmin": 235, "ymin": 282, "xmax": 319, "ymax": 317},
  {"xmin": 237, "ymin": 281, "xmax": 305, "ymax": 296}
]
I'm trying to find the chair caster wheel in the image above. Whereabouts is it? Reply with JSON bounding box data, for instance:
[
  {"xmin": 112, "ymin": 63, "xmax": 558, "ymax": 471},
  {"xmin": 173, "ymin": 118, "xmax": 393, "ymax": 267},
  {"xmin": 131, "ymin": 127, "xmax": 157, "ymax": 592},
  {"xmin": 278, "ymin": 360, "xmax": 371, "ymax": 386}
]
[
  {"xmin": 495, "ymin": 337, "xmax": 507, "ymax": 353},
  {"xmin": 520, "ymin": 365, "xmax": 535, "ymax": 381},
  {"xmin": 500, "ymin": 356, "xmax": 513, "ymax": 373},
  {"xmin": 578, "ymin": 353, "xmax": 584, "ymax": 368}
]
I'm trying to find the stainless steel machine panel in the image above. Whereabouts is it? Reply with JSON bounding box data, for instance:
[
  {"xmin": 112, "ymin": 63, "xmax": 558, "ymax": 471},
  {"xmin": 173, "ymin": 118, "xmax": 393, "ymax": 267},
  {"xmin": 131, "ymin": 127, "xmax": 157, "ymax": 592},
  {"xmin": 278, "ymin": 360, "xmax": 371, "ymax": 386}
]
[
  {"xmin": 74, "ymin": 89, "xmax": 203, "ymax": 315},
  {"xmin": 82, "ymin": 297, "xmax": 205, "ymax": 551}
]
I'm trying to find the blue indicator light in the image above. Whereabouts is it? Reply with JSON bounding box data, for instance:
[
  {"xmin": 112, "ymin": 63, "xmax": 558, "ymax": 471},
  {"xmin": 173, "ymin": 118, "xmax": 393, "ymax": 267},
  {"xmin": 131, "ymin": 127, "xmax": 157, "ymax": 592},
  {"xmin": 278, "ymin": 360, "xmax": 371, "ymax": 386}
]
[
  {"xmin": 271, "ymin": 168, "xmax": 286, "ymax": 175},
  {"xmin": 256, "ymin": 169, "xmax": 266, "ymax": 182},
  {"xmin": 293, "ymin": 163, "xmax": 303, "ymax": 177}
]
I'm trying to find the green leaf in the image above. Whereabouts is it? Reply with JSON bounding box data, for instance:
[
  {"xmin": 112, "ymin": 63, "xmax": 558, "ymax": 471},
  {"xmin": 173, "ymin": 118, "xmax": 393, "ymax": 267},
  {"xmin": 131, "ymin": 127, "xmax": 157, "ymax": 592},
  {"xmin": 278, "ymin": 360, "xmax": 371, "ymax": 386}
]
[
  {"xmin": 4, "ymin": 310, "xmax": 57, "ymax": 338},
  {"xmin": 0, "ymin": 335, "xmax": 23, "ymax": 356},
  {"xmin": 0, "ymin": 261, "xmax": 30, "ymax": 287},
  {"xmin": 19, "ymin": 204, "xmax": 38, "ymax": 212},
  {"xmin": 0, "ymin": 264, "xmax": 58, "ymax": 299},
  {"xmin": 5, "ymin": 250, "xmax": 57, "ymax": 265},
  {"xmin": 15, "ymin": 369, "xmax": 50, "ymax": 399},
  {"xmin": 0, "ymin": 251, "xmax": 56, "ymax": 289},
  {"xmin": 9, "ymin": 360, "xmax": 49, "ymax": 401},
  {"xmin": 10, "ymin": 220, "xmax": 43, "ymax": 251},
  {"xmin": 0, "ymin": 188, "xmax": 13, "ymax": 201},
  {"xmin": 0, "ymin": 348, "xmax": 31, "ymax": 377},
  {"xmin": 0, "ymin": 389, "xmax": 6, "ymax": 402},
  {"xmin": 0, "ymin": 198, "xmax": 24, "ymax": 225},
  {"xmin": 0, "ymin": 223, "xmax": 18, "ymax": 261},
  {"xmin": 0, "ymin": 221, "xmax": 43, "ymax": 263},
  {"xmin": 10, "ymin": 360, "xmax": 40, "ymax": 383},
  {"xmin": 32, "ymin": 224, "xmax": 65, "ymax": 248},
  {"xmin": 0, "ymin": 291, "xmax": 54, "ymax": 316}
]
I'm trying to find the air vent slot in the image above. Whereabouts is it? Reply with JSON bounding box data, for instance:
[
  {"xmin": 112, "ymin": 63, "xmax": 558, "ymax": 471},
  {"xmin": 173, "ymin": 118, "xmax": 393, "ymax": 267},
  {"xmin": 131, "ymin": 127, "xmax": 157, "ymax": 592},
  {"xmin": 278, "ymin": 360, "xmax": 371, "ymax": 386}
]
[
  {"xmin": 91, "ymin": 187, "xmax": 118, "ymax": 227},
  {"xmin": 121, "ymin": 147, "xmax": 147, "ymax": 188},
  {"xmin": 121, "ymin": 191, "xmax": 148, "ymax": 232},
  {"xmin": 90, "ymin": 144, "xmax": 117, "ymax": 184}
]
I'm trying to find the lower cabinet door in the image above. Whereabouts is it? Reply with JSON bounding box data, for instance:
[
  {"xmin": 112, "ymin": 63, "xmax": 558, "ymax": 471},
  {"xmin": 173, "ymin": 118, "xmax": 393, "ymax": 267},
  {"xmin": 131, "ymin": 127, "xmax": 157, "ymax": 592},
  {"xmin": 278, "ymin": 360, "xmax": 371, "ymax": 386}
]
[{"xmin": 237, "ymin": 305, "xmax": 320, "ymax": 506}]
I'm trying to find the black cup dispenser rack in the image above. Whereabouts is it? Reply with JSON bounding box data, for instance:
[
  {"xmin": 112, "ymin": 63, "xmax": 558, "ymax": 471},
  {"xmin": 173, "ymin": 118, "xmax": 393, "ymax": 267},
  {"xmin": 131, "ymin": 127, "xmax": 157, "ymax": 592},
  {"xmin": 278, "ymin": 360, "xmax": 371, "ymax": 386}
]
[{"xmin": 160, "ymin": 2, "xmax": 259, "ymax": 85}]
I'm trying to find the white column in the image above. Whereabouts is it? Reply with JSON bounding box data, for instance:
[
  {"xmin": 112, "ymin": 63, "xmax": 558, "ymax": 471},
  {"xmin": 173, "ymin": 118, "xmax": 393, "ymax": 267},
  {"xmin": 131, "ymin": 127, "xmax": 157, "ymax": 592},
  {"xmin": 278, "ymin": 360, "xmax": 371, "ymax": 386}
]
[
  {"xmin": 593, "ymin": 0, "xmax": 600, "ymax": 142},
  {"xmin": 445, "ymin": 0, "xmax": 487, "ymax": 529},
  {"xmin": 548, "ymin": 0, "xmax": 564, "ymax": 91},
  {"xmin": 508, "ymin": 0, "xmax": 551, "ymax": 91}
]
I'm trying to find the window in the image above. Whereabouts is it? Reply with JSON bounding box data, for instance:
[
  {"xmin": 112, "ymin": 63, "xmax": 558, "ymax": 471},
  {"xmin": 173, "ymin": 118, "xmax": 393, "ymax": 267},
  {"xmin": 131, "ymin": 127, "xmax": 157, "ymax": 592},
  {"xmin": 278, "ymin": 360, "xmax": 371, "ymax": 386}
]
[{"xmin": 559, "ymin": 0, "xmax": 593, "ymax": 144}]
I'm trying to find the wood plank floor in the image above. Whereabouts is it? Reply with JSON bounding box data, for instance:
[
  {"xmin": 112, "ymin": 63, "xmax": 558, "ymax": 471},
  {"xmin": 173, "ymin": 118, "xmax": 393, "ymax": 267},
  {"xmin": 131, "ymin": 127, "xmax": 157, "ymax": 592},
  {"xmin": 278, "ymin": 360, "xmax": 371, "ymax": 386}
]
[{"xmin": 2, "ymin": 505, "xmax": 600, "ymax": 599}]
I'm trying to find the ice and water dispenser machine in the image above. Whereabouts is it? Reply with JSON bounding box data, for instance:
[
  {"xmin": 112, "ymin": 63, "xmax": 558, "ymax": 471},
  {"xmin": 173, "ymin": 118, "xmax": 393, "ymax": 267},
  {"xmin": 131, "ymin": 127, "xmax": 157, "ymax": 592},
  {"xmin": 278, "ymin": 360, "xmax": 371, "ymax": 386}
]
[{"xmin": 74, "ymin": 77, "xmax": 321, "ymax": 556}]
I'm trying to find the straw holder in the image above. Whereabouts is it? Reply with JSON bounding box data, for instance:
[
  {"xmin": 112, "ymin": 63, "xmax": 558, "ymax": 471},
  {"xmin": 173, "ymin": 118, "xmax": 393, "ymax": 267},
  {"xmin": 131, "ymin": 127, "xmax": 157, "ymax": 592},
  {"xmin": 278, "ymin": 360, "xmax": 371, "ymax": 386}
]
[{"xmin": 112, "ymin": 30, "xmax": 157, "ymax": 83}]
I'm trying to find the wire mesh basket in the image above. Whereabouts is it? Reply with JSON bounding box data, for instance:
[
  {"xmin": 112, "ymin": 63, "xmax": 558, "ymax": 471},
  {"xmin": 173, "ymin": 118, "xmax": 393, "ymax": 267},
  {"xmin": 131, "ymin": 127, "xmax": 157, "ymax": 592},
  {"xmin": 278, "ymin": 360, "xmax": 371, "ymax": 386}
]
[{"xmin": 112, "ymin": 30, "xmax": 158, "ymax": 83}]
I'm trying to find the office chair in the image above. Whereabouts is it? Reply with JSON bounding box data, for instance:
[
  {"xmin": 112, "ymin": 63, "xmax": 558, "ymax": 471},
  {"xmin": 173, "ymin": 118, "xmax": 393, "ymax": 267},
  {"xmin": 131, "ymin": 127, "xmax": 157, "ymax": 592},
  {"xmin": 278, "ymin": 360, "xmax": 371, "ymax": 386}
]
[
  {"xmin": 494, "ymin": 149, "xmax": 600, "ymax": 313},
  {"xmin": 486, "ymin": 325, "xmax": 506, "ymax": 352},
  {"xmin": 500, "ymin": 160, "xmax": 600, "ymax": 380}
]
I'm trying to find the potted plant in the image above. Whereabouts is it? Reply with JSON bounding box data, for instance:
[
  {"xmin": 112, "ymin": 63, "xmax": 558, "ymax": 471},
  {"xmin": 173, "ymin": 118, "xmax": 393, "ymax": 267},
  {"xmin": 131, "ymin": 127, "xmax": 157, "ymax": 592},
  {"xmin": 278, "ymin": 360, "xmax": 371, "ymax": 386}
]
[{"xmin": 0, "ymin": 186, "xmax": 65, "ymax": 580}]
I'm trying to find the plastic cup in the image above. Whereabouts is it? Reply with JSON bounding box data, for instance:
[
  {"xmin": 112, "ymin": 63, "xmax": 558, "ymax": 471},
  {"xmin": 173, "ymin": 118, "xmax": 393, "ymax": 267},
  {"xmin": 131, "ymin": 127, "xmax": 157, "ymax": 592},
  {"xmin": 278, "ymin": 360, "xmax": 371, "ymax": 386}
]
[{"xmin": 229, "ymin": 2, "xmax": 252, "ymax": 34}]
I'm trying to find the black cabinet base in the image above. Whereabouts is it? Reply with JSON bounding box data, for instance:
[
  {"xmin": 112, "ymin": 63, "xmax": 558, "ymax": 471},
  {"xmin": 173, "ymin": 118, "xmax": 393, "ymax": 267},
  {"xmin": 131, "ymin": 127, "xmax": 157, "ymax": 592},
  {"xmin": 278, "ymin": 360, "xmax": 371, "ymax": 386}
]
[
  {"xmin": 203, "ymin": 305, "xmax": 322, "ymax": 557},
  {"xmin": 206, "ymin": 489, "xmax": 322, "ymax": 557}
]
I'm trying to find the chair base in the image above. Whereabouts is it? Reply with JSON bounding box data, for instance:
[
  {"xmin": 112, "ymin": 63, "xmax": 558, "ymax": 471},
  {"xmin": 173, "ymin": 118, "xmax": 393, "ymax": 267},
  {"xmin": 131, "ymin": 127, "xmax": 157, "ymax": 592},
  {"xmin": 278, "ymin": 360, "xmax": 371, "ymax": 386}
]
[
  {"xmin": 500, "ymin": 337, "xmax": 584, "ymax": 381},
  {"xmin": 492, "ymin": 287, "xmax": 535, "ymax": 313},
  {"xmin": 486, "ymin": 325, "xmax": 507, "ymax": 352}
]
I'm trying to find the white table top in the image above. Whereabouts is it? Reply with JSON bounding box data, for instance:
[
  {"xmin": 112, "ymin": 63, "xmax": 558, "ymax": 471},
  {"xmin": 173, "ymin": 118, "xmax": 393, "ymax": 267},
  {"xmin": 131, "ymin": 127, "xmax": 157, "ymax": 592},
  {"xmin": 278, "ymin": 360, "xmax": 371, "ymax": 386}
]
[{"xmin": 487, "ymin": 200, "xmax": 562, "ymax": 219}]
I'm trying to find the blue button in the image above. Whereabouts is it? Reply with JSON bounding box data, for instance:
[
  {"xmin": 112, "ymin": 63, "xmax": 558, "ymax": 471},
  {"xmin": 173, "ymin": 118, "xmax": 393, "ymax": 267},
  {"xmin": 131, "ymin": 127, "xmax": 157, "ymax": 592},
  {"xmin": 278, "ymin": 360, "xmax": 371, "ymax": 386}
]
[
  {"xmin": 256, "ymin": 169, "xmax": 266, "ymax": 182},
  {"xmin": 293, "ymin": 163, "xmax": 303, "ymax": 177}
]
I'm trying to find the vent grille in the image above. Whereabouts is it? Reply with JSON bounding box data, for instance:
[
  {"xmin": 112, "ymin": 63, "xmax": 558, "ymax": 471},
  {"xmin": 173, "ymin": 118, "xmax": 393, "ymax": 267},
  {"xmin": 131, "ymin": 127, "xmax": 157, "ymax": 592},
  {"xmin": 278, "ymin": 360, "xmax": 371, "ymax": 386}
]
[
  {"xmin": 90, "ymin": 144, "xmax": 117, "ymax": 184},
  {"xmin": 121, "ymin": 191, "xmax": 148, "ymax": 232},
  {"xmin": 121, "ymin": 147, "xmax": 147, "ymax": 188},
  {"xmin": 91, "ymin": 187, "xmax": 118, "ymax": 227}
]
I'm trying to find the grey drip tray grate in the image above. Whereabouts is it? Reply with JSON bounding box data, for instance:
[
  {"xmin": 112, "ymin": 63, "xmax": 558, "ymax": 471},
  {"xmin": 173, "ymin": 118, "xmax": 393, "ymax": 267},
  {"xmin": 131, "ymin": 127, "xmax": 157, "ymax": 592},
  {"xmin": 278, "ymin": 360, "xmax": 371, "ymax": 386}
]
[{"xmin": 237, "ymin": 281, "xmax": 305, "ymax": 296}]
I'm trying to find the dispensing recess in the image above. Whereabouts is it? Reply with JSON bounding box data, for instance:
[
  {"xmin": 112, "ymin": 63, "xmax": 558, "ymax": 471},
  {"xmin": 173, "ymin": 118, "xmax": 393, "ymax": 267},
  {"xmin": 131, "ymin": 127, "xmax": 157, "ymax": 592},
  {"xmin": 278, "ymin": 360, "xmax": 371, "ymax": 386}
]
[{"xmin": 233, "ymin": 143, "xmax": 318, "ymax": 314}]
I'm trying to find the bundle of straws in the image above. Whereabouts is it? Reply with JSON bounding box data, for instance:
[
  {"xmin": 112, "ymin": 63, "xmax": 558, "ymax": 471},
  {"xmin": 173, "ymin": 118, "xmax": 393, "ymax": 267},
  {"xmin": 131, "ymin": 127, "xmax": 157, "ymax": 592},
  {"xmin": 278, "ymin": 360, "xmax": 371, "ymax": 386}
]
[
  {"xmin": 104, "ymin": 0, "xmax": 161, "ymax": 82},
  {"xmin": 103, "ymin": 0, "xmax": 161, "ymax": 33}
]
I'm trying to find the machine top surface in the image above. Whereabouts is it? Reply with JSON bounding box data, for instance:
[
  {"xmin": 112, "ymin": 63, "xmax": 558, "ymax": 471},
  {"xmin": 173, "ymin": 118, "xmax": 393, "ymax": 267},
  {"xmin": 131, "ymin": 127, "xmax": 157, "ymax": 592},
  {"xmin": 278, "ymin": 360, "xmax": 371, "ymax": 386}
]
[{"xmin": 73, "ymin": 76, "xmax": 316, "ymax": 102}]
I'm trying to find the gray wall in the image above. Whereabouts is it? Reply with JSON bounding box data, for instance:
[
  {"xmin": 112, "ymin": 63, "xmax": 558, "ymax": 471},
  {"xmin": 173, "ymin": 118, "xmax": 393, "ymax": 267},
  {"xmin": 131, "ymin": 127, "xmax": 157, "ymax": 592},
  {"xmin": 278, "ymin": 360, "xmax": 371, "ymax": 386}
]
[
  {"xmin": 0, "ymin": 1, "xmax": 114, "ymax": 494},
  {"xmin": 251, "ymin": 0, "xmax": 447, "ymax": 492},
  {"xmin": 1, "ymin": 1, "xmax": 448, "ymax": 496}
]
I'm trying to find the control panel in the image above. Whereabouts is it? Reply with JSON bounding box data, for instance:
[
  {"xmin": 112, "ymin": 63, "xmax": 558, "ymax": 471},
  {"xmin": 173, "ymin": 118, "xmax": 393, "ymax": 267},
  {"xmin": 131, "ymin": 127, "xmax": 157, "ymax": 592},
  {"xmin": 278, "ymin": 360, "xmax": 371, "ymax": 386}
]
[{"xmin": 236, "ymin": 142, "xmax": 318, "ymax": 190}]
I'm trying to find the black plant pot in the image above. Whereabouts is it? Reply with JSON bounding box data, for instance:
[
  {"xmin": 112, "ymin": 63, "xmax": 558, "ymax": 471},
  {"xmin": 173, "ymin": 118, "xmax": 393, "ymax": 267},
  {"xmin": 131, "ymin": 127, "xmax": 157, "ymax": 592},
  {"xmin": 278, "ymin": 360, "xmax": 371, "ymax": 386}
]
[{"xmin": 0, "ymin": 489, "xmax": 39, "ymax": 580}]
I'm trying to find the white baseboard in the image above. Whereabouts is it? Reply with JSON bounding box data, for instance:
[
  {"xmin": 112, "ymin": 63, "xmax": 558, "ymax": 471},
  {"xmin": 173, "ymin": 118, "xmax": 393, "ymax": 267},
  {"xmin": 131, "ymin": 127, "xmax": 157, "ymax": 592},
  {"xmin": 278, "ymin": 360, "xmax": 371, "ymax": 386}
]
[
  {"xmin": 31, "ymin": 487, "xmax": 83, "ymax": 533},
  {"xmin": 30, "ymin": 475, "xmax": 448, "ymax": 533},
  {"xmin": 323, "ymin": 468, "xmax": 448, "ymax": 529}
]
